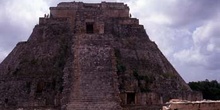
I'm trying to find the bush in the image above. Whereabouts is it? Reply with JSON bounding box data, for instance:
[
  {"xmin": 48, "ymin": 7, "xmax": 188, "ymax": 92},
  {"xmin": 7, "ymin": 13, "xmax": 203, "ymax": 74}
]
[{"xmin": 188, "ymin": 79, "xmax": 220, "ymax": 100}]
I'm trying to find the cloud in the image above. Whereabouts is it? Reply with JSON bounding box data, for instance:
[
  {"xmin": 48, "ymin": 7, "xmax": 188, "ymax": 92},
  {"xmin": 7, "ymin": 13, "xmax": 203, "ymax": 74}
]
[
  {"xmin": 0, "ymin": 0, "xmax": 49, "ymax": 61},
  {"xmin": 166, "ymin": 0, "xmax": 220, "ymax": 27},
  {"xmin": 0, "ymin": 49, "xmax": 8, "ymax": 62},
  {"xmin": 123, "ymin": 0, "xmax": 220, "ymax": 29},
  {"xmin": 173, "ymin": 17, "xmax": 220, "ymax": 81},
  {"xmin": 174, "ymin": 18, "xmax": 220, "ymax": 68},
  {"xmin": 193, "ymin": 19, "xmax": 220, "ymax": 69}
]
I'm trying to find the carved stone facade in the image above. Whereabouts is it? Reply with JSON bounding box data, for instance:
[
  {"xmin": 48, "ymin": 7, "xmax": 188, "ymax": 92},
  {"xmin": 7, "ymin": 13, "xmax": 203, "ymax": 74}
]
[{"xmin": 0, "ymin": 2, "xmax": 202, "ymax": 110}]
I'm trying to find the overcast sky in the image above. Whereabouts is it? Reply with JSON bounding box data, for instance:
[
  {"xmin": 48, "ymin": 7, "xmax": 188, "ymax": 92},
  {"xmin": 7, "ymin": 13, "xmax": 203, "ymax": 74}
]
[{"xmin": 0, "ymin": 0, "xmax": 220, "ymax": 82}]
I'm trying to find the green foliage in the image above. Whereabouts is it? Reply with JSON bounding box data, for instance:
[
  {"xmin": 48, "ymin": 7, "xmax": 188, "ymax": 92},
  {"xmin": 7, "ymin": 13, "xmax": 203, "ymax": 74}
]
[
  {"xmin": 117, "ymin": 64, "xmax": 126, "ymax": 73},
  {"xmin": 114, "ymin": 48, "xmax": 121, "ymax": 59},
  {"xmin": 114, "ymin": 48, "xmax": 127, "ymax": 73},
  {"xmin": 133, "ymin": 70, "xmax": 153, "ymax": 83},
  {"xmin": 113, "ymin": 48, "xmax": 152, "ymax": 93},
  {"xmin": 162, "ymin": 72, "xmax": 177, "ymax": 79},
  {"xmin": 54, "ymin": 38, "xmax": 69, "ymax": 69},
  {"xmin": 133, "ymin": 70, "xmax": 152, "ymax": 92},
  {"xmin": 140, "ymin": 86, "xmax": 151, "ymax": 92},
  {"xmin": 188, "ymin": 79, "xmax": 220, "ymax": 100}
]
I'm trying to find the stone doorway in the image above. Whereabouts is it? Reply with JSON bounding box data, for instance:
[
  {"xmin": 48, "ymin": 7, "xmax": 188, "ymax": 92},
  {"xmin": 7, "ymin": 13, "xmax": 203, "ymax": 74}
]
[
  {"xmin": 127, "ymin": 93, "xmax": 135, "ymax": 104},
  {"xmin": 86, "ymin": 22, "xmax": 94, "ymax": 34}
]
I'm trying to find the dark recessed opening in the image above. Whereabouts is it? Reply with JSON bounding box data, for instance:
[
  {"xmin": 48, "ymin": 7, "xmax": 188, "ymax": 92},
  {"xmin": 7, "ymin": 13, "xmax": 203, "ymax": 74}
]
[
  {"xmin": 86, "ymin": 22, "xmax": 94, "ymax": 34},
  {"xmin": 36, "ymin": 81, "xmax": 45, "ymax": 93},
  {"xmin": 26, "ymin": 82, "xmax": 31, "ymax": 94},
  {"xmin": 4, "ymin": 98, "xmax": 8, "ymax": 104},
  {"xmin": 127, "ymin": 93, "xmax": 135, "ymax": 104}
]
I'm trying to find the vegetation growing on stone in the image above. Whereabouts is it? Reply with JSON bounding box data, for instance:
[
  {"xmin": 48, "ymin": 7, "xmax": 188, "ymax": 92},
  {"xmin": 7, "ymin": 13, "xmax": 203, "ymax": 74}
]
[{"xmin": 133, "ymin": 69, "xmax": 152, "ymax": 92}]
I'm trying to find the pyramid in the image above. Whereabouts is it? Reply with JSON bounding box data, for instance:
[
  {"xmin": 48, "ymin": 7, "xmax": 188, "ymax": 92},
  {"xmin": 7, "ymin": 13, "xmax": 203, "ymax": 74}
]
[{"xmin": 0, "ymin": 2, "xmax": 202, "ymax": 110}]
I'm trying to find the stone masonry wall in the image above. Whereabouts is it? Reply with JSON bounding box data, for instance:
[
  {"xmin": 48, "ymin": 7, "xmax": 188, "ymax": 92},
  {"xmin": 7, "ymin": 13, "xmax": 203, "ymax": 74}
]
[
  {"xmin": 66, "ymin": 34, "xmax": 122, "ymax": 110},
  {"xmin": 0, "ymin": 18, "xmax": 72, "ymax": 110},
  {"xmin": 50, "ymin": 2, "xmax": 129, "ymax": 20},
  {"xmin": 164, "ymin": 101, "xmax": 220, "ymax": 110}
]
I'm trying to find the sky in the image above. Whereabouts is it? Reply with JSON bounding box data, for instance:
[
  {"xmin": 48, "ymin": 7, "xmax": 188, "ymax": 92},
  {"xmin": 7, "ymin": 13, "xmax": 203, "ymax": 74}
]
[{"xmin": 0, "ymin": 0, "xmax": 220, "ymax": 82}]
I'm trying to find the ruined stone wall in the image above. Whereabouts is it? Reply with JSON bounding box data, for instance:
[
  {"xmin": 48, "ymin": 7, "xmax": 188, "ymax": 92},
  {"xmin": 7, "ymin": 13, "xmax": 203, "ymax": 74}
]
[
  {"xmin": 164, "ymin": 101, "xmax": 220, "ymax": 110},
  {"xmin": 50, "ymin": 1, "xmax": 129, "ymax": 20},
  {"xmin": 50, "ymin": 8, "xmax": 77, "ymax": 19},
  {"xmin": 74, "ymin": 9, "xmax": 104, "ymax": 34},
  {"xmin": 118, "ymin": 18, "xmax": 139, "ymax": 25},
  {"xmin": 57, "ymin": 2, "xmax": 128, "ymax": 9},
  {"xmin": 57, "ymin": 2, "xmax": 81, "ymax": 8},
  {"xmin": 104, "ymin": 9, "xmax": 129, "ymax": 18}
]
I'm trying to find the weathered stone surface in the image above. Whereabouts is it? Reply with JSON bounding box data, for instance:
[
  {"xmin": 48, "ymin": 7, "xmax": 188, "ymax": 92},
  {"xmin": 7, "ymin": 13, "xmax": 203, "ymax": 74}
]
[
  {"xmin": 0, "ymin": 1, "xmax": 202, "ymax": 110},
  {"xmin": 163, "ymin": 100, "xmax": 220, "ymax": 110}
]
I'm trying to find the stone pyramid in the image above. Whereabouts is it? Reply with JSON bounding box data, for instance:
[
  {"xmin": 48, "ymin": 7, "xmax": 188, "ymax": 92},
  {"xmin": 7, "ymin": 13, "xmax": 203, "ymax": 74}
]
[{"xmin": 0, "ymin": 2, "xmax": 202, "ymax": 110}]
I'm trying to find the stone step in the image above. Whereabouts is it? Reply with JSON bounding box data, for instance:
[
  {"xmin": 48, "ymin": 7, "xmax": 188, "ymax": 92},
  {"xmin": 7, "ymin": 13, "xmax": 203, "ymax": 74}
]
[
  {"xmin": 122, "ymin": 105, "xmax": 162, "ymax": 110},
  {"xmin": 66, "ymin": 34, "xmax": 121, "ymax": 110},
  {"xmin": 67, "ymin": 102, "xmax": 122, "ymax": 110}
]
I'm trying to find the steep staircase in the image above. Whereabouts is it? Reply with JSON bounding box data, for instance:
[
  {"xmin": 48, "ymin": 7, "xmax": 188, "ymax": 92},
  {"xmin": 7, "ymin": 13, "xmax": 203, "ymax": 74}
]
[{"xmin": 66, "ymin": 34, "xmax": 122, "ymax": 110}]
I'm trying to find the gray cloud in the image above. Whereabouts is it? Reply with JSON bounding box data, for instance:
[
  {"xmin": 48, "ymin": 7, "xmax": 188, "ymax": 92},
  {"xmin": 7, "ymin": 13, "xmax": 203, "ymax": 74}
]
[
  {"xmin": 173, "ymin": 17, "xmax": 220, "ymax": 81},
  {"xmin": 0, "ymin": 0, "xmax": 48, "ymax": 62},
  {"xmin": 166, "ymin": 0, "xmax": 220, "ymax": 27}
]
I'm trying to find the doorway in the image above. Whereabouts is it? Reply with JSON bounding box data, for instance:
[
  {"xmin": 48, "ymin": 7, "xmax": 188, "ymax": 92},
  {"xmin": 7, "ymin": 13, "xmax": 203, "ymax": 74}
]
[
  {"xmin": 127, "ymin": 93, "xmax": 135, "ymax": 104},
  {"xmin": 86, "ymin": 22, "xmax": 94, "ymax": 34}
]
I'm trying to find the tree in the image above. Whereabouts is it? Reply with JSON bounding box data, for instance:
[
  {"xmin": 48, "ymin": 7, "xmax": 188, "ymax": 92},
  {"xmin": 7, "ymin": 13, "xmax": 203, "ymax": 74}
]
[{"xmin": 188, "ymin": 79, "xmax": 220, "ymax": 100}]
